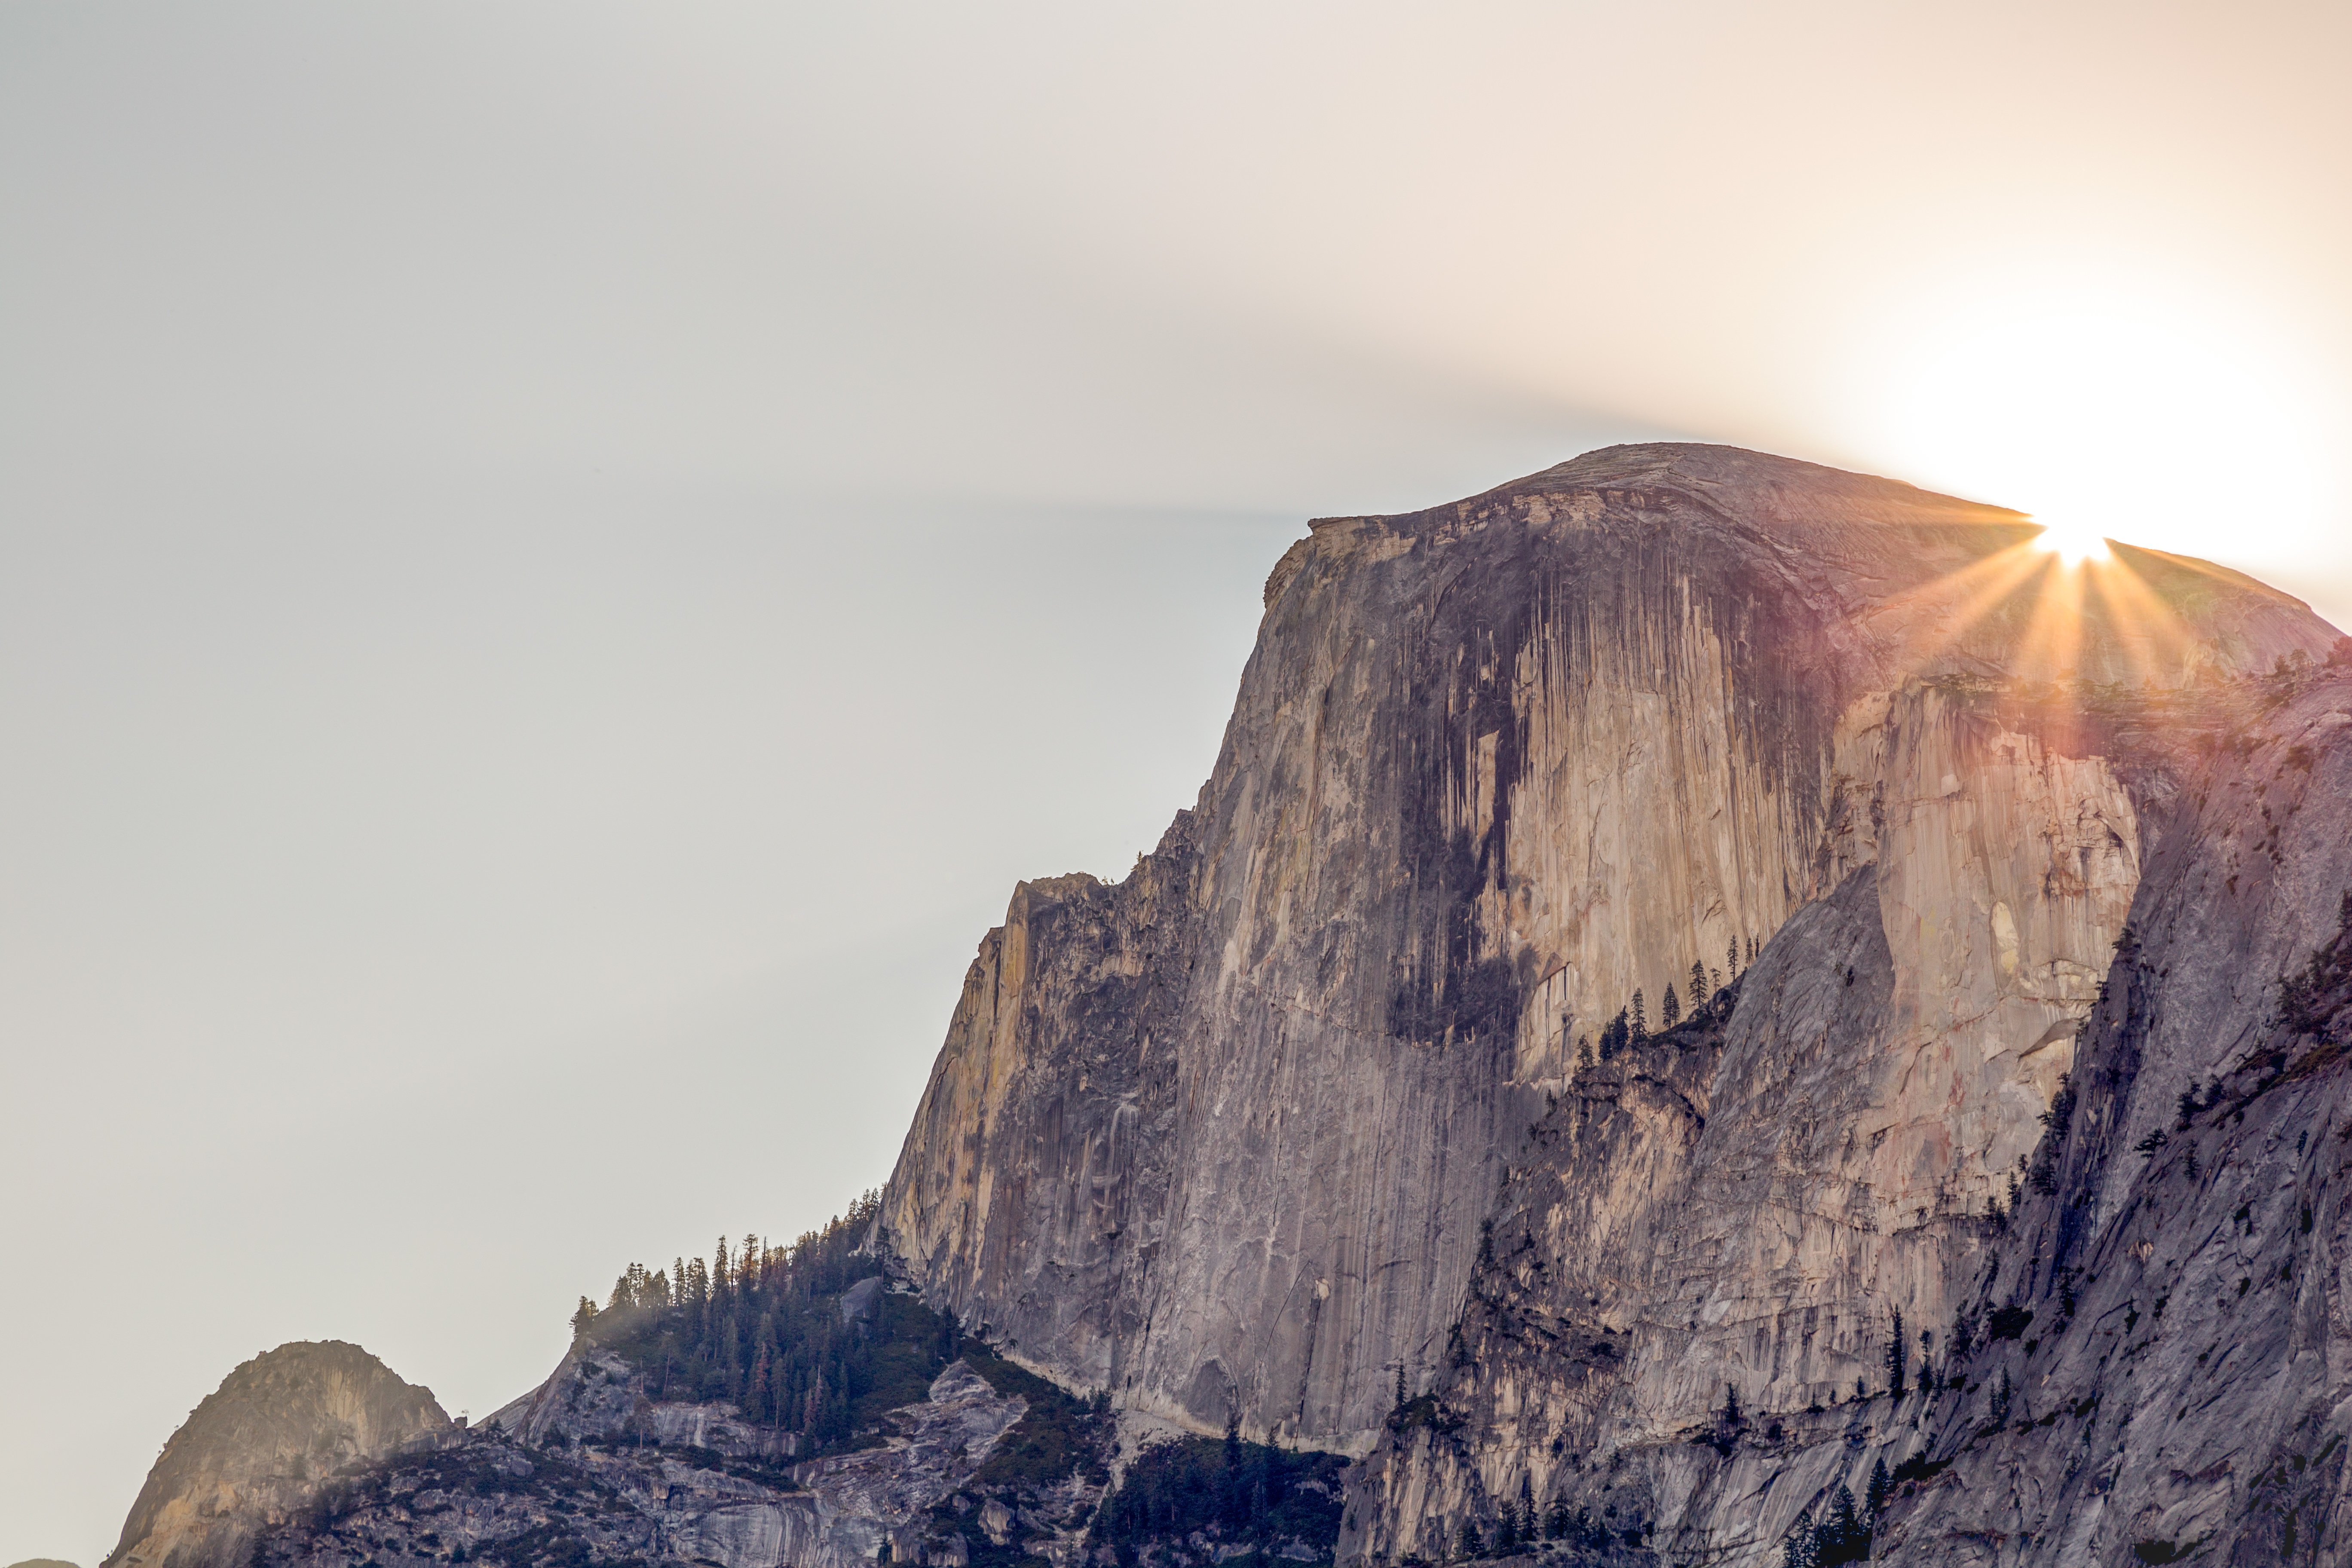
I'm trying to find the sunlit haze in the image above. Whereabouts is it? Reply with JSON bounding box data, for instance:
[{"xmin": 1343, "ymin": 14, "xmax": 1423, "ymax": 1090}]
[
  {"xmin": 4, "ymin": 2, "xmax": 2349, "ymax": 1560},
  {"xmin": 1863, "ymin": 266, "xmax": 2331, "ymax": 572}
]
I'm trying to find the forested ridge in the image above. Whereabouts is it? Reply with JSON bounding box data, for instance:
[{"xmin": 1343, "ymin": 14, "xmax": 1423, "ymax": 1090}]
[
  {"xmin": 562, "ymin": 1193, "xmax": 1346, "ymax": 1565},
  {"xmin": 567, "ymin": 1191, "xmax": 971, "ymax": 1458}
]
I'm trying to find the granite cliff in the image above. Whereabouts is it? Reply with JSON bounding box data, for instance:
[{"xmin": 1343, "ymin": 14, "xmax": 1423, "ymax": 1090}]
[
  {"xmin": 107, "ymin": 443, "xmax": 2352, "ymax": 1567},
  {"xmin": 872, "ymin": 444, "xmax": 2350, "ymax": 1563}
]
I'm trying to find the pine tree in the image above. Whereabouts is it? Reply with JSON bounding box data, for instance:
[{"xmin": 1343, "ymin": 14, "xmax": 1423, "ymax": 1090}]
[
  {"xmin": 1865, "ymin": 1458, "xmax": 1891, "ymax": 1520},
  {"xmin": 1728, "ymin": 939, "xmax": 1740, "ymax": 983},
  {"xmin": 1661, "ymin": 984, "xmax": 1681, "ymax": 1029},
  {"xmin": 1455, "ymin": 1520, "xmax": 1483, "ymax": 1560},
  {"xmin": 1817, "ymin": 1484, "xmax": 1866, "ymax": 1565},
  {"xmin": 1394, "ymin": 1362, "xmax": 1408, "ymax": 1412},
  {"xmin": 1690, "ymin": 959, "xmax": 1710, "ymax": 1008},
  {"xmin": 1723, "ymin": 1382, "xmax": 1743, "ymax": 1425},
  {"xmin": 1577, "ymin": 1035, "xmax": 1595, "ymax": 1072},
  {"xmin": 1631, "ymin": 990, "xmax": 1647, "ymax": 1041},
  {"xmin": 1780, "ymin": 1521, "xmax": 1819, "ymax": 1568},
  {"xmin": 750, "ymin": 1342, "xmax": 775, "ymax": 1425},
  {"xmin": 1886, "ymin": 1308, "xmax": 1907, "ymax": 1397},
  {"xmin": 571, "ymin": 1296, "xmax": 600, "ymax": 1336}
]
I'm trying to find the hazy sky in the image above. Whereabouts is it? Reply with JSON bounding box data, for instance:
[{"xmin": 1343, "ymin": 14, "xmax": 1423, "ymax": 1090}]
[{"xmin": 5, "ymin": 3, "xmax": 2349, "ymax": 1558}]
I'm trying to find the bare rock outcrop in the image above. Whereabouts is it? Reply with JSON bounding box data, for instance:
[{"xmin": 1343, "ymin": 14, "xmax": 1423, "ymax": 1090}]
[
  {"xmin": 874, "ymin": 442, "xmax": 2347, "ymax": 1561},
  {"xmin": 105, "ymin": 1342, "xmax": 447, "ymax": 1568}
]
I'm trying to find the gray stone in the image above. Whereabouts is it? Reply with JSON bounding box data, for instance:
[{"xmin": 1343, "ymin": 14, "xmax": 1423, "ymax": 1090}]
[{"xmin": 104, "ymin": 1342, "xmax": 447, "ymax": 1568}]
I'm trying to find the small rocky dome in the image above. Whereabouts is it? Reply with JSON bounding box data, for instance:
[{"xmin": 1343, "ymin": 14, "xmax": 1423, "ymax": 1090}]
[{"xmin": 107, "ymin": 1341, "xmax": 446, "ymax": 1568}]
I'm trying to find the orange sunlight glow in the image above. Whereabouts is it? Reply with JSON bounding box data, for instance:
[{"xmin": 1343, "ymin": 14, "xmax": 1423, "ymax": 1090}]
[
  {"xmin": 2031, "ymin": 519, "xmax": 2111, "ymax": 566},
  {"xmin": 1864, "ymin": 521, "xmax": 2207, "ymax": 695},
  {"xmin": 1850, "ymin": 260, "xmax": 2334, "ymax": 584}
]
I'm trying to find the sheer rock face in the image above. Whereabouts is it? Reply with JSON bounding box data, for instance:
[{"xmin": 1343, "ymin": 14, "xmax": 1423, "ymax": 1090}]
[
  {"xmin": 874, "ymin": 444, "xmax": 2342, "ymax": 1554},
  {"xmin": 105, "ymin": 1341, "xmax": 447, "ymax": 1568},
  {"xmin": 1350, "ymin": 674, "xmax": 2352, "ymax": 1566}
]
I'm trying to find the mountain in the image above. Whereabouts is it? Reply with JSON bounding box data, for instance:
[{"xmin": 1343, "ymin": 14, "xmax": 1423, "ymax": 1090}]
[
  {"xmin": 104, "ymin": 1343, "xmax": 447, "ymax": 1568},
  {"xmin": 870, "ymin": 444, "xmax": 2350, "ymax": 1563},
  {"xmin": 107, "ymin": 444, "xmax": 2352, "ymax": 1567}
]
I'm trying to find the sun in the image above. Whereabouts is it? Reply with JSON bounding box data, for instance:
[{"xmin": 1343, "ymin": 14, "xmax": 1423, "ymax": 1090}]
[
  {"xmin": 1850, "ymin": 260, "xmax": 2331, "ymax": 578},
  {"xmin": 2031, "ymin": 518, "xmax": 2110, "ymax": 566}
]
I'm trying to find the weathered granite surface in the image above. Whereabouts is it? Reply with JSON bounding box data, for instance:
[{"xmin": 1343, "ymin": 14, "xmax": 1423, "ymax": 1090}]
[
  {"xmin": 104, "ymin": 1342, "xmax": 447, "ymax": 1568},
  {"xmin": 874, "ymin": 443, "xmax": 2348, "ymax": 1561}
]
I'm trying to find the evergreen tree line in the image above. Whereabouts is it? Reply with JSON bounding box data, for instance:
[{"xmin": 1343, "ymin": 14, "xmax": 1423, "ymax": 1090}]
[
  {"xmin": 1575, "ymin": 937, "xmax": 1757, "ymax": 1071},
  {"xmin": 1779, "ymin": 1462, "xmax": 1891, "ymax": 1567},
  {"xmin": 1443, "ymin": 1488, "xmax": 1635, "ymax": 1559},
  {"xmin": 569, "ymin": 1190, "xmax": 959, "ymax": 1456},
  {"xmin": 1087, "ymin": 1419, "xmax": 1346, "ymax": 1565}
]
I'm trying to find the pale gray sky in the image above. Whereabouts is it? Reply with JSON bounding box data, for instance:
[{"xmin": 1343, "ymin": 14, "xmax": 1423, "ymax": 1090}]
[{"xmin": 4, "ymin": 3, "xmax": 2349, "ymax": 1559}]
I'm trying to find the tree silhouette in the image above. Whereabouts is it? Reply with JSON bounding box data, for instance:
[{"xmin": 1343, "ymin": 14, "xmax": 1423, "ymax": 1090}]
[{"xmin": 1814, "ymin": 1484, "xmax": 1868, "ymax": 1565}]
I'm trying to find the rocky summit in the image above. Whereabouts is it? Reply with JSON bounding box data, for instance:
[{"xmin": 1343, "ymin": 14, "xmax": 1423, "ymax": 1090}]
[
  {"xmin": 106, "ymin": 1342, "xmax": 448, "ymax": 1568},
  {"xmin": 107, "ymin": 444, "xmax": 2352, "ymax": 1567}
]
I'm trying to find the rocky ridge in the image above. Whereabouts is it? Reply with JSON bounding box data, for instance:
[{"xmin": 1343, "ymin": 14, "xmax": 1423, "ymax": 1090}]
[{"xmin": 108, "ymin": 1277, "xmax": 1339, "ymax": 1568}]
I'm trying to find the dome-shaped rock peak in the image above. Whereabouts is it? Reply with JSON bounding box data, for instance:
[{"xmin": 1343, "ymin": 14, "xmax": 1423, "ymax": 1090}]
[{"xmin": 106, "ymin": 1342, "xmax": 446, "ymax": 1568}]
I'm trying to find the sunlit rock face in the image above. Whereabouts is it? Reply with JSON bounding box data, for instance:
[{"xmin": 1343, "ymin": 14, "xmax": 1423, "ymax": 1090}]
[
  {"xmin": 105, "ymin": 1341, "xmax": 447, "ymax": 1568},
  {"xmin": 876, "ymin": 443, "xmax": 2343, "ymax": 1560}
]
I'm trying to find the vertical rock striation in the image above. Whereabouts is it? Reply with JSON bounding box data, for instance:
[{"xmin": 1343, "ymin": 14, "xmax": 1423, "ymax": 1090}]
[{"xmin": 875, "ymin": 443, "xmax": 2344, "ymax": 1560}]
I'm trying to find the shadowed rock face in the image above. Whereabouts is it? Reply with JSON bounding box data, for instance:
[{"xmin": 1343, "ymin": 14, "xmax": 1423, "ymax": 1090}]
[
  {"xmin": 873, "ymin": 443, "xmax": 2347, "ymax": 1561},
  {"xmin": 105, "ymin": 1342, "xmax": 447, "ymax": 1568}
]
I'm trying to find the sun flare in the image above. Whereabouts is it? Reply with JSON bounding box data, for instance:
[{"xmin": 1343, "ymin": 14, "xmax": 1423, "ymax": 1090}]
[
  {"xmin": 1853, "ymin": 262, "xmax": 2333, "ymax": 577},
  {"xmin": 2031, "ymin": 519, "xmax": 2110, "ymax": 566}
]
